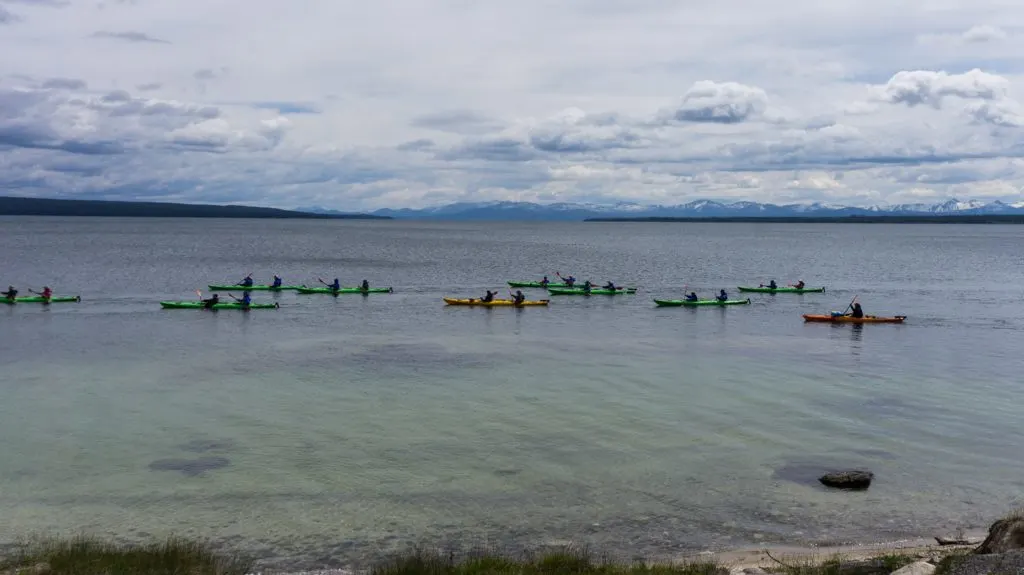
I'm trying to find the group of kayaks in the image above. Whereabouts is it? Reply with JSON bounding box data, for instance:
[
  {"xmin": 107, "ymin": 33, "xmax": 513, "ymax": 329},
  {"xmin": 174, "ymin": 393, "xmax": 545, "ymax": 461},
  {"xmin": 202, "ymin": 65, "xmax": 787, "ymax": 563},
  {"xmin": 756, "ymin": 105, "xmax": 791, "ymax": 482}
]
[
  {"xmin": 5, "ymin": 274, "xmax": 907, "ymax": 324},
  {"xmin": 156, "ymin": 275, "xmax": 395, "ymax": 310},
  {"xmin": 447, "ymin": 277, "xmax": 907, "ymax": 324}
]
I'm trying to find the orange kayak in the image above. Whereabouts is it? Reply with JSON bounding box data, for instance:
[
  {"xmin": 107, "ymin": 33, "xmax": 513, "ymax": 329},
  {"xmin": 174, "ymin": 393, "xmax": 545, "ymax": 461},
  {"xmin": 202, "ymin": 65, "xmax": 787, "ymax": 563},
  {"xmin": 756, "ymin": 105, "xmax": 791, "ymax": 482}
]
[{"xmin": 803, "ymin": 314, "xmax": 906, "ymax": 324}]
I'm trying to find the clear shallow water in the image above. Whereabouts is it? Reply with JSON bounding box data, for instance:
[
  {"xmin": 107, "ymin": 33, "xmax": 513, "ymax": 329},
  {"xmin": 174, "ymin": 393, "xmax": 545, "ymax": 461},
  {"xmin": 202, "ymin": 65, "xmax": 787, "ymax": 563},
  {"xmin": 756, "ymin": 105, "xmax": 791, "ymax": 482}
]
[{"xmin": 1, "ymin": 217, "xmax": 1023, "ymax": 568}]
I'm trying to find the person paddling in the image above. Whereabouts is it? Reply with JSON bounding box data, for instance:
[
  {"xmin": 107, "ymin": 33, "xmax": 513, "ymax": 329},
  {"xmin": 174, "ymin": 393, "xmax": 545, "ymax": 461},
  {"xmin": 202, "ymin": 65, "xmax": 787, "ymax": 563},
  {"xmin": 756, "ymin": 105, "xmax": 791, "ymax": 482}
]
[
  {"xmin": 512, "ymin": 290, "xmax": 526, "ymax": 306},
  {"xmin": 540, "ymin": 276, "xmax": 550, "ymax": 287},
  {"xmin": 2, "ymin": 286, "xmax": 17, "ymax": 300},
  {"xmin": 360, "ymin": 279, "xmax": 370, "ymax": 291},
  {"xmin": 849, "ymin": 302, "xmax": 864, "ymax": 318},
  {"xmin": 270, "ymin": 275, "xmax": 283, "ymax": 288},
  {"xmin": 480, "ymin": 290, "xmax": 496, "ymax": 303},
  {"xmin": 321, "ymin": 278, "xmax": 341, "ymax": 292},
  {"xmin": 603, "ymin": 281, "xmax": 617, "ymax": 290},
  {"xmin": 236, "ymin": 274, "xmax": 254, "ymax": 288},
  {"xmin": 29, "ymin": 286, "xmax": 53, "ymax": 302},
  {"xmin": 229, "ymin": 292, "xmax": 252, "ymax": 308},
  {"xmin": 793, "ymin": 280, "xmax": 805, "ymax": 289},
  {"xmin": 202, "ymin": 293, "xmax": 220, "ymax": 309},
  {"xmin": 582, "ymin": 280, "xmax": 592, "ymax": 294},
  {"xmin": 685, "ymin": 292, "xmax": 699, "ymax": 302},
  {"xmin": 716, "ymin": 289, "xmax": 729, "ymax": 302}
]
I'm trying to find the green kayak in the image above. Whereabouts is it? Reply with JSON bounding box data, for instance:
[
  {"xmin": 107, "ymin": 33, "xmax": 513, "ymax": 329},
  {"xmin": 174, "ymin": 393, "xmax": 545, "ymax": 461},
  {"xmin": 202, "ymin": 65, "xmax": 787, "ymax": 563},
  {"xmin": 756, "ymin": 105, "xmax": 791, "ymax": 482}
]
[
  {"xmin": 1, "ymin": 295, "xmax": 81, "ymax": 304},
  {"xmin": 295, "ymin": 286, "xmax": 394, "ymax": 294},
  {"xmin": 507, "ymin": 281, "xmax": 574, "ymax": 288},
  {"xmin": 207, "ymin": 284, "xmax": 301, "ymax": 291},
  {"xmin": 737, "ymin": 286, "xmax": 824, "ymax": 294},
  {"xmin": 547, "ymin": 287, "xmax": 637, "ymax": 295},
  {"xmin": 654, "ymin": 298, "xmax": 751, "ymax": 307},
  {"xmin": 160, "ymin": 301, "xmax": 279, "ymax": 310}
]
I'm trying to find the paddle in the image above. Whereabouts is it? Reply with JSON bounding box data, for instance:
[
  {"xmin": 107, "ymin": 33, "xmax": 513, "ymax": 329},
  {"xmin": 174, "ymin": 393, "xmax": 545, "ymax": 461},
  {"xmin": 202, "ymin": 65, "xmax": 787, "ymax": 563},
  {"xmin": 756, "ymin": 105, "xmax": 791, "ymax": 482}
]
[
  {"xmin": 196, "ymin": 289, "xmax": 202, "ymax": 300},
  {"xmin": 841, "ymin": 294, "xmax": 858, "ymax": 316}
]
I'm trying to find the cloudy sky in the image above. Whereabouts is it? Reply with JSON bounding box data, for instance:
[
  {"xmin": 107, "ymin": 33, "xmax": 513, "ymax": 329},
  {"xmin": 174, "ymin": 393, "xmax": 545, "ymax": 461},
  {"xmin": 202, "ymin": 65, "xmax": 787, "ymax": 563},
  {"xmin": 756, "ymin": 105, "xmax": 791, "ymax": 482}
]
[{"xmin": 3, "ymin": 0, "xmax": 1024, "ymax": 211}]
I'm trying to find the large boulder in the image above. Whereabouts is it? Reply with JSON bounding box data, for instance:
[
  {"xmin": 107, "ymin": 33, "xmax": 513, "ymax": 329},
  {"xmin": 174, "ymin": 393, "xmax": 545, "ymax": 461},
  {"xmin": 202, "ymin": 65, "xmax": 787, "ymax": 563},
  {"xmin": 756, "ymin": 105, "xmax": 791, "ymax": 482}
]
[
  {"xmin": 975, "ymin": 516, "xmax": 1024, "ymax": 554},
  {"xmin": 818, "ymin": 470, "xmax": 874, "ymax": 490}
]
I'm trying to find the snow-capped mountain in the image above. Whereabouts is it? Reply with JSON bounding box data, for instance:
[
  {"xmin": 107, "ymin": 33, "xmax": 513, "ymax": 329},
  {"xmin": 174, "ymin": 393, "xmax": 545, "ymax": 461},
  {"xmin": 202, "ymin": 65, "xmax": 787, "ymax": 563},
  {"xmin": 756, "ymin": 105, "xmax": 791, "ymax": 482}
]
[{"xmin": 361, "ymin": 197, "xmax": 1024, "ymax": 220}]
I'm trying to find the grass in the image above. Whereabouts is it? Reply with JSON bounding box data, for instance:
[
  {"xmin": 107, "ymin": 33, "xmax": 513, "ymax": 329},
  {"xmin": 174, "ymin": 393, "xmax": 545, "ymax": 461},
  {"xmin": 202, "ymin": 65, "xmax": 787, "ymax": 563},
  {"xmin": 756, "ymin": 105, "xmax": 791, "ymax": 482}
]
[
  {"xmin": 370, "ymin": 548, "xmax": 724, "ymax": 575},
  {"xmin": 0, "ymin": 535, "xmax": 251, "ymax": 575}
]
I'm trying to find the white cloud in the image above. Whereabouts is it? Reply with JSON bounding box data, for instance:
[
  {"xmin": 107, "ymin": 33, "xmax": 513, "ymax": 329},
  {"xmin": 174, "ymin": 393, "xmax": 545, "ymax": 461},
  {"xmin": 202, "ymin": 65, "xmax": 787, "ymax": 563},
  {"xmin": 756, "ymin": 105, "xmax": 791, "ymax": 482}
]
[{"xmin": 2, "ymin": 1, "xmax": 1024, "ymax": 210}]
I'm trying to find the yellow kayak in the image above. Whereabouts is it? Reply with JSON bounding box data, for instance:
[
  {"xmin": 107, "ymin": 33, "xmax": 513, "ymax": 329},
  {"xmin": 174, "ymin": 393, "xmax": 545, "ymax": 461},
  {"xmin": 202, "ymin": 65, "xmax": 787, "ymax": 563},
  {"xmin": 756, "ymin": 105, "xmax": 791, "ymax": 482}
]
[{"xmin": 443, "ymin": 297, "xmax": 549, "ymax": 307}]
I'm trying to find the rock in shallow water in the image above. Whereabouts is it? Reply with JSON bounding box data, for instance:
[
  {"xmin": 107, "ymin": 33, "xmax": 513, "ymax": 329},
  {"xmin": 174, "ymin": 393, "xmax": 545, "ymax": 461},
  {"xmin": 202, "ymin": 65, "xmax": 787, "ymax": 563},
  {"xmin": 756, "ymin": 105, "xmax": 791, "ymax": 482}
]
[
  {"xmin": 148, "ymin": 456, "xmax": 230, "ymax": 476},
  {"xmin": 818, "ymin": 469, "xmax": 873, "ymax": 490}
]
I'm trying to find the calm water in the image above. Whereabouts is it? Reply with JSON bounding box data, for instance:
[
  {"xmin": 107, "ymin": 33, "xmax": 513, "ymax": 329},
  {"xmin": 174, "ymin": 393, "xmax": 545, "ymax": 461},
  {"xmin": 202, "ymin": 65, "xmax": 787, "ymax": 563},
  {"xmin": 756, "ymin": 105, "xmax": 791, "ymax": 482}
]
[{"xmin": 2, "ymin": 217, "xmax": 1023, "ymax": 569}]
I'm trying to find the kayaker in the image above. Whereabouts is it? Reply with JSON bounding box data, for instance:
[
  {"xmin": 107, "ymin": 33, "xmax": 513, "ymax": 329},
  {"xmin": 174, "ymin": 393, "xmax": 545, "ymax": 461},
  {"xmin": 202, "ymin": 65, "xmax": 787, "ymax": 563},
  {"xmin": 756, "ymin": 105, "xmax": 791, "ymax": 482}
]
[
  {"xmin": 767, "ymin": 280, "xmax": 777, "ymax": 289},
  {"xmin": 582, "ymin": 280, "xmax": 592, "ymax": 293},
  {"xmin": 270, "ymin": 275, "xmax": 283, "ymax": 288},
  {"xmin": 794, "ymin": 280, "xmax": 805, "ymax": 290},
  {"xmin": 30, "ymin": 286, "xmax": 53, "ymax": 301},
  {"xmin": 360, "ymin": 279, "xmax": 370, "ymax": 291},
  {"xmin": 230, "ymin": 292, "xmax": 252, "ymax": 308},
  {"xmin": 603, "ymin": 281, "xmax": 617, "ymax": 290},
  {"xmin": 540, "ymin": 276, "xmax": 550, "ymax": 286},
  {"xmin": 685, "ymin": 292, "xmax": 699, "ymax": 302},
  {"xmin": 564, "ymin": 276, "xmax": 576, "ymax": 287},
  {"xmin": 716, "ymin": 289, "xmax": 729, "ymax": 302},
  {"xmin": 327, "ymin": 278, "xmax": 340, "ymax": 291},
  {"xmin": 850, "ymin": 302, "xmax": 864, "ymax": 318},
  {"xmin": 512, "ymin": 290, "xmax": 526, "ymax": 306},
  {"xmin": 202, "ymin": 293, "xmax": 220, "ymax": 309},
  {"xmin": 481, "ymin": 290, "xmax": 496, "ymax": 303},
  {"xmin": 237, "ymin": 275, "xmax": 254, "ymax": 287},
  {"xmin": 2, "ymin": 286, "xmax": 16, "ymax": 300}
]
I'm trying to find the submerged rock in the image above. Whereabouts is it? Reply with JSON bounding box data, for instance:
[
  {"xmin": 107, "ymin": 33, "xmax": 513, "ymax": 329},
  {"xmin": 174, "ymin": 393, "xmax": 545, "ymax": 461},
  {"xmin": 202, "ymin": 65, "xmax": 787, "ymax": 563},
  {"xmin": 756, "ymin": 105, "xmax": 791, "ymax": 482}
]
[
  {"xmin": 976, "ymin": 516, "xmax": 1024, "ymax": 554},
  {"xmin": 818, "ymin": 470, "xmax": 873, "ymax": 490},
  {"xmin": 148, "ymin": 456, "xmax": 230, "ymax": 476}
]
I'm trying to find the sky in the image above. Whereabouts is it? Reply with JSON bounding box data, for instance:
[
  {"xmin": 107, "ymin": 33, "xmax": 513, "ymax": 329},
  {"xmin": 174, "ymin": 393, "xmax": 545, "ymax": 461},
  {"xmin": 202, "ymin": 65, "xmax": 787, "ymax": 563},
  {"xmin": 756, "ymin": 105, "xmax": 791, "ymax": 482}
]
[{"xmin": 3, "ymin": 0, "xmax": 1024, "ymax": 211}]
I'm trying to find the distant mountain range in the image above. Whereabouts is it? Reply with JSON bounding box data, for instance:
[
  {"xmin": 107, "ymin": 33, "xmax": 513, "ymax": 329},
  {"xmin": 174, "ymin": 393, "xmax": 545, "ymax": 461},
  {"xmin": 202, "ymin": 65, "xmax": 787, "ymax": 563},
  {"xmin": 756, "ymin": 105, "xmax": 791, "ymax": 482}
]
[{"xmin": 320, "ymin": 198, "xmax": 1024, "ymax": 221}]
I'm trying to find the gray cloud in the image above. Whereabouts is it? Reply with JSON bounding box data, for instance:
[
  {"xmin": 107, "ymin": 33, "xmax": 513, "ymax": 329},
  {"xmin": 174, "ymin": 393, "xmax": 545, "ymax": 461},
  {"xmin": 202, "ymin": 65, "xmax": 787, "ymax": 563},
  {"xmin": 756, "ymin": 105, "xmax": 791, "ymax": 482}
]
[
  {"xmin": 2, "ymin": 0, "xmax": 69, "ymax": 5},
  {"xmin": 0, "ymin": 5, "xmax": 22, "ymax": 23},
  {"xmin": 92, "ymin": 31, "xmax": 170, "ymax": 44},
  {"xmin": 193, "ymin": 68, "xmax": 226, "ymax": 81},
  {"xmin": 664, "ymin": 81, "xmax": 769, "ymax": 124},
  {"xmin": 411, "ymin": 110, "xmax": 504, "ymax": 134},
  {"xmin": 136, "ymin": 83, "xmax": 162, "ymax": 91},
  {"xmin": 41, "ymin": 77, "xmax": 86, "ymax": 90},
  {"xmin": 250, "ymin": 101, "xmax": 320, "ymax": 114},
  {"xmin": 876, "ymin": 68, "xmax": 1007, "ymax": 108}
]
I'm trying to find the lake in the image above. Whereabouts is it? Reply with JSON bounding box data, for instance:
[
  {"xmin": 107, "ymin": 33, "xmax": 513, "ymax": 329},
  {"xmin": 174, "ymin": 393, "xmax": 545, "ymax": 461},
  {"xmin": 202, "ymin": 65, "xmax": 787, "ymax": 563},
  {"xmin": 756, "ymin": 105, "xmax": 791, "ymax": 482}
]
[{"xmin": 1, "ymin": 217, "xmax": 1022, "ymax": 569}]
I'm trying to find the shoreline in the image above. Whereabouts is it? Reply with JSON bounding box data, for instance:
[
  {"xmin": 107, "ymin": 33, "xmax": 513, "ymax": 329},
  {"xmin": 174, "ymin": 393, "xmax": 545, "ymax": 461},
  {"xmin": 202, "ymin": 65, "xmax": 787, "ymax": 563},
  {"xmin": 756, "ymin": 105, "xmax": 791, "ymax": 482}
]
[{"xmin": 255, "ymin": 531, "xmax": 989, "ymax": 575}]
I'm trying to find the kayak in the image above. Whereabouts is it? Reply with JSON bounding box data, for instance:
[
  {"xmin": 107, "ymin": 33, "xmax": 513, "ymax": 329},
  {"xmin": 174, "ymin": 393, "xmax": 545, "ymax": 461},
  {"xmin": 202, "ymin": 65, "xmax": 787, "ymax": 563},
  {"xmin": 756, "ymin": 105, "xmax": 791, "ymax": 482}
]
[
  {"xmin": 444, "ymin": 298, "xmax": 549, "ymax": 307},
  {"xmin": 207, "ymin": 284, "xmax": 301, "ymax": 291},
  {"xmin": 1, "ymin": 295, "xmax": 81, "ymax": 304},
  {"xmin": 654, "ymin": 298, "xmax": 751, "ymax": 307},
  {"xmin": 160, "ymin": 301, "xmax": 280, "ymax": 310},
  {"xmin": 507, "ymin": 281, "xmax": 575, "ymax": 288},
  {"xmin": 803, "ymin": 314, "xmax": 906, "ymax": 324},
  {"xmin": 546, "ymin": 287, "xmax": 638, "ymax": 295},
  {"xmin": 738, "ymin": 286, "xmax": 825, "ymax": 294},
  {"xmin": 295, "ymin": 286, "xmax": 393, "ymax": 294}
]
